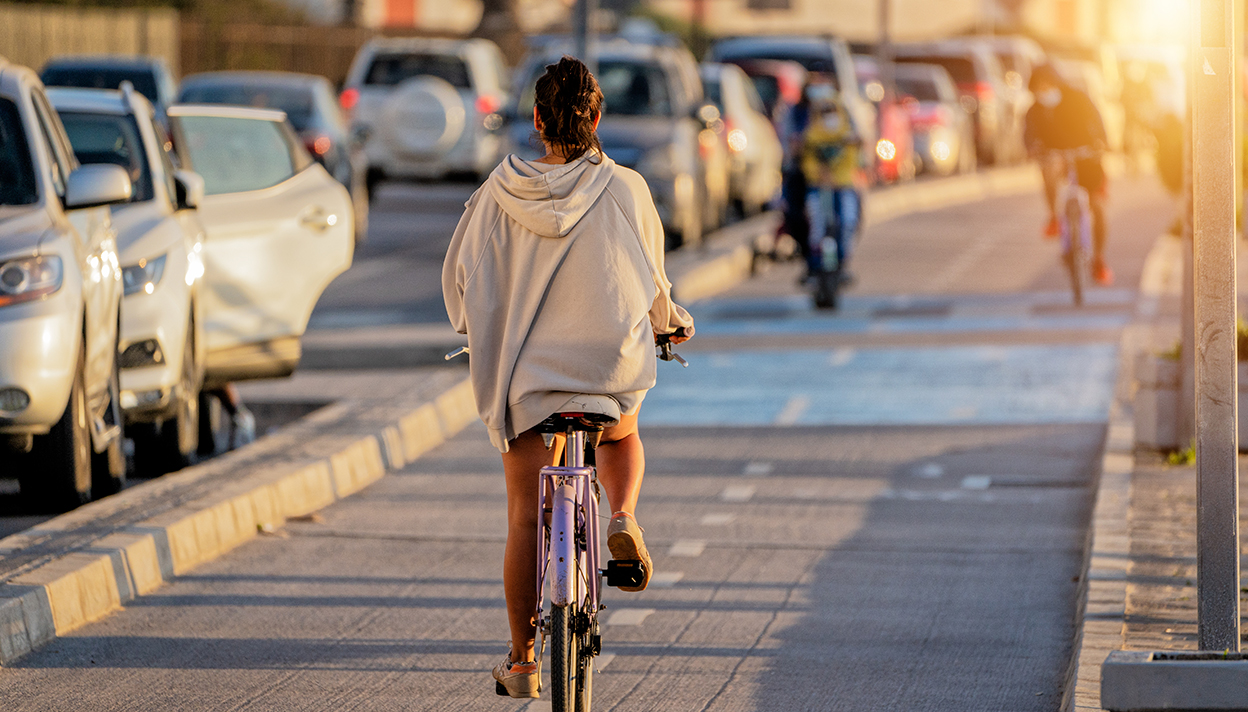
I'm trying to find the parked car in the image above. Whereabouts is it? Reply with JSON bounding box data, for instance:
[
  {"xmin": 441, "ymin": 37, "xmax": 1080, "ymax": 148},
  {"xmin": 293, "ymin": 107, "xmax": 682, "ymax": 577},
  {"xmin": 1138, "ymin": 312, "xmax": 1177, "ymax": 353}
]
[
  {"xmin": 0, "ymin": 59, "xmax": 133, "ymax": 509},
  {"xmin": 341, "ymin": 37, "xmax": 510, "ymax": 190},
  {"xmin": 166, "ymin": 104, "xmax": 353, "ymax": 390},
  {"xmin": 40, "ymin": 55, "xmax": 178, "ymax": 126},
  {"xmin": 730, "ymin": 59, "xmax": 806, "ymax": 126},
  {"xmin": 709, "ymin": 35, "xmax": 878, "ymax": 168},
  {"xmin": 892, "ymin": 63, "xmax": 977, "ymax": 176},
  {"xmin": 177, "ymin": 71, "xmax": 369, "ymax": 244},
  {"xmin": 893, "ymin": 41, "xmax": 1010, "ymax": 165},
  {"xmin": 700, "ymin": 62, "xmax": 783, "ymax": 214},
  {"xmin": 852, "ymin": 55, "xmax": 918, "ymax": 184},
  {"xmin": 510, "ymin": 38, "xmax": 726, "ymax": 248},
  {"xmin": 49, "ymin": 84, "xmax": 208, "ymax": 476}
]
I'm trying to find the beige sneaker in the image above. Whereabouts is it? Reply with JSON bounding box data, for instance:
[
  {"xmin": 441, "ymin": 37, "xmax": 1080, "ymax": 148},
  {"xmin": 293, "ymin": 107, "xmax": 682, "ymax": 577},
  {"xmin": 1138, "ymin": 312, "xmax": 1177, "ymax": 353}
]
[
  {"xmin": 493, "ymin": 652, "xmax": 539, "ymax": 698},
  {"xmin": 607, "ymin": 512, "xmax": 653, "ymax": 592}
]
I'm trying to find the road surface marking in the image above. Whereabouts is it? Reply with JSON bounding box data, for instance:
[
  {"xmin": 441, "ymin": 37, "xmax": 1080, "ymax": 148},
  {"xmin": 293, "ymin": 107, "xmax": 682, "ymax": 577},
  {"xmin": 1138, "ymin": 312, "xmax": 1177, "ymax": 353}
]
[
  {"xmin": 651, "ymin": 571, "xmax": 685, "ymax": 587},
  {"xmin": 700, "ymin": 513, "xmax": 736, "ymax": 525},
  {"xmin": 916, "ymin": 462, "xmax": 945, "ymax": 478},
  {"xmin": 743, "ymin": 461, "xmax": 773, "ymax": 476},
  {"xmin": 606, "ymin": 608, "xmax": 655, "ymax": 626},
  {"xmin": 794, "ymin": 489, "xmax": 818, "ymax": 499},
  {"xmin": 719, "ymin": 485, "xmax": 756, "ymax": 503},
  {"xmin": 775, "ymin": 395, "xmax": 810, "ymax": 425},
  {"xmin": 596, "ymin": 652, "xmax": 616, "ymax": 671},
  {"xmin": 961, "ymin": 475, "xmax": 992, "ymax": 490},
  {"xmin": 829, "ymin": 347, "xmax": 855, "ymax": 366},
  {"xmin": 668, "ymin": 540, "xmax": 706, "ymax": 557}
]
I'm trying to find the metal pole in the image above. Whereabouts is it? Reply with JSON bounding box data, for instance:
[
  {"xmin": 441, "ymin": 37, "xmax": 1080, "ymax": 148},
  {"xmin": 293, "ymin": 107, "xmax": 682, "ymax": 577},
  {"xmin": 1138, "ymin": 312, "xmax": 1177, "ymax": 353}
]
[
  {"xmin": 1193, "ymin": 0, "xmax": 1241, "ymax": 652},
  {"xmin": 573, "ymin": 0, "xmax": 596, "ymax": 72},
  {"xmin": 876, "ymin": 0, "xmax": 892, "ymax": 118}
]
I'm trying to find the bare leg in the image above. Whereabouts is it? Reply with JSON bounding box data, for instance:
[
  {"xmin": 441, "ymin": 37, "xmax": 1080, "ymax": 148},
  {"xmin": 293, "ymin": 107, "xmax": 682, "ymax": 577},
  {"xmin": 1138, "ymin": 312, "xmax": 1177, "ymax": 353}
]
[
  {"xmin": 501, "ymin": 429, "xmax": 563, "ymax": 664},
  {"xmin": 596, "ymin": 412, "xmax": 644, "ymax": 517}
]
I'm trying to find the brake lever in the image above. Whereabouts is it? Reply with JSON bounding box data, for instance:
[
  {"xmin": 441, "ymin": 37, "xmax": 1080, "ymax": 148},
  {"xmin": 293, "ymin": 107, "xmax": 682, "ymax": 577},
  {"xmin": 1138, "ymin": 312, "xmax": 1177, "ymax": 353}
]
[{"xmin": 658, "ymin": 341, "xmax": 689, "ymax": 368}]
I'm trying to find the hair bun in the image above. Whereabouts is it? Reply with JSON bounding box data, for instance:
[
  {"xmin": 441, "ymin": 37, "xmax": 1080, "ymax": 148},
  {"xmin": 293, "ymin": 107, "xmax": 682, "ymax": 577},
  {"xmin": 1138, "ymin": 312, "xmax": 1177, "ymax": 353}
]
[{"xmin": 533, "ymin": 56, "xmax": 604, "ymax": 161}]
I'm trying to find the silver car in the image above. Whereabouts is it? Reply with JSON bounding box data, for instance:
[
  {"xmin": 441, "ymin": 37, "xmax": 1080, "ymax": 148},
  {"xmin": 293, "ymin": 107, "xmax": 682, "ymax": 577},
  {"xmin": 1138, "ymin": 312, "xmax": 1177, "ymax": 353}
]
[
  {"xmin": 49, "ymin": 85, "xmax": 209, "ymax": 477},
  {"xmin": 0, "ymin": 59, "xmax": 133, "ymax": 509}
]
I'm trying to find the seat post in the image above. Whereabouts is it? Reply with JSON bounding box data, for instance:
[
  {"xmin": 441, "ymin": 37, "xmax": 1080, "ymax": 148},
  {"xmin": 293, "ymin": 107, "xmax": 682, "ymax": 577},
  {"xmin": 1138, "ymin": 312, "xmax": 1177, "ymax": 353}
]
[{"xmin": 566, "ymin": 428, "xmax": 585, "ymax": 468}]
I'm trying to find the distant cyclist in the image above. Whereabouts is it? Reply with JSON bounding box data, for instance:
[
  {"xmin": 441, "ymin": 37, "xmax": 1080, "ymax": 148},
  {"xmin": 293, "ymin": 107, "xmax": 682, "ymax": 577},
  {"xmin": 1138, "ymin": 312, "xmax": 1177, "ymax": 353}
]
[
  {"xmin": 1025, "ymin": 63, "xmax": 1113, "ymax": 286},
  {"xmin": 442, "ymin": 57, "xmax": 693, "ymax": 698}
]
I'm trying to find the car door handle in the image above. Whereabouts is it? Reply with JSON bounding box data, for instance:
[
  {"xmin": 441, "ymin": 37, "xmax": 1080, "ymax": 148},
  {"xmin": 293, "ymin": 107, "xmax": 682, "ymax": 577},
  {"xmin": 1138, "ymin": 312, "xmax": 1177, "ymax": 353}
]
[{"xmin": 300, "ymin": 206, "xmax": 338, "ymax": 232}]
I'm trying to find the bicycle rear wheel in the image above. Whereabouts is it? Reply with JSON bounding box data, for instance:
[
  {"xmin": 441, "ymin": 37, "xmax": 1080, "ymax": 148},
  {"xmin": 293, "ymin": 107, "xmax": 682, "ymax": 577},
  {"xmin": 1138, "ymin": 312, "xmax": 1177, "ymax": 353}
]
[
  {"xmin": 550, "ymin": 604, "xmax": 580, "ymax": 712},
  {"xmin": 1065, "ymin": 199, "xmax": 1086, "ymax": 306}
]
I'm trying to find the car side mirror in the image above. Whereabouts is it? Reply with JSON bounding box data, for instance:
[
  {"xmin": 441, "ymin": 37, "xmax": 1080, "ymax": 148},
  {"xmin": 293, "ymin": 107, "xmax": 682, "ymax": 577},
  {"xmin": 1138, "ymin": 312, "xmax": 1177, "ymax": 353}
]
[
  {"xmin": 173, "ymin": 169, "xmax": 205, "ymax": 210},
  {"xmin": 64, "ymin": 164, "xmax": 132, "ymax": 209}
]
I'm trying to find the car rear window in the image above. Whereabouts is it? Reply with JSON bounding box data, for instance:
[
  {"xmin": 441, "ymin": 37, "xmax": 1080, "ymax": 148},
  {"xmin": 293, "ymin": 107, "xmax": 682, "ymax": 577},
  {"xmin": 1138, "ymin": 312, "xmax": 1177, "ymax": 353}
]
[
  {"xmin": 0, "ymin": 99, "xmax": 37, "ymax": 206},
  {"xmin": 41, "ymin": 67, "xmax": 160, "ymax": 105},
  {"xmin": 174, "ymin": 115, "xmax": 303, "ymax": 195},
  {"xmin": 58, "ymin": 111, "xmax": 154, "ymax": 203},
  {"xmin": 597, "ymin": 61, "xmax": 672, "ymax": 117},
  {"xmin": 895, "ymin": 76, "xmax": 942, "ymax": 102},
  {"xmin": 747, "ymin": 75, "xmax": 781, "ymax": 115},
  {"xmin": 897, "ymin": 56, "xmax": 977, "ymax": 85},
  {"xmin": 179, "ymin": 83, "xmax": 316, "ymax": 132},
  {"xmin": 364, "ymin": 53, "xmax": 471, "ymax": 88},
  {"xmin": 702, "ymin": 78, "xmax": 722, "ymax": 107}
]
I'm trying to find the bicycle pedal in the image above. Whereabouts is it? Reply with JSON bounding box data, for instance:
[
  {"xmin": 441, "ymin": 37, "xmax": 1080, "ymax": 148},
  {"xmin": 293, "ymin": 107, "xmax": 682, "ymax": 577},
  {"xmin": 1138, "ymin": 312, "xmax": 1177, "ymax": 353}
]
[{"xmin": 605, "ymin": 559, "xmax": 646, "ymax": 588}]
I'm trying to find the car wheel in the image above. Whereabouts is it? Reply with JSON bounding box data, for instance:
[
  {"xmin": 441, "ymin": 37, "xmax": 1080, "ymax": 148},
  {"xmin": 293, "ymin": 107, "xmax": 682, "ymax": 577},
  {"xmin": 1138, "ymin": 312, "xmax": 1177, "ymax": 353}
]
[
  {"xmin": 90, "ymin": 341, "xmax": 126, "ymax": 496},
  {"xmin": 20, "ymin": 341, "xmax": 92, "ymax": 511},
  {"xmin": 132, "ymin": 323, "xmax": 201, "ymax": 477},
  {"xmin": 196, "ymin": 389, "xmax": 229, "ymax": 458},
  {"xmin": 365, "ymin": 168, "xmax": 384, "ymax": 204}
]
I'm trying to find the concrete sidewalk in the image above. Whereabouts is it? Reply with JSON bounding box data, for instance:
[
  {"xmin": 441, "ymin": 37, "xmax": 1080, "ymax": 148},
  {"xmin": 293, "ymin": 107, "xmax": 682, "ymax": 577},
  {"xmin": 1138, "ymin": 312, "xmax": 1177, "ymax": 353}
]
[{"xmin": 1067, "ymin": 230, "xmax": 1248, "ymax": 711}]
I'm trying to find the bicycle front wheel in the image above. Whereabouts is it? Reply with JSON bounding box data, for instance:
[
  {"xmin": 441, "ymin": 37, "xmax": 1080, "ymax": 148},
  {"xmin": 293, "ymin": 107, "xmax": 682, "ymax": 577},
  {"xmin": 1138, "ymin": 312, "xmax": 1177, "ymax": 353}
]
[{"xmin": 550, "ymin": 604, "xmax": 580, "ymax": 712}]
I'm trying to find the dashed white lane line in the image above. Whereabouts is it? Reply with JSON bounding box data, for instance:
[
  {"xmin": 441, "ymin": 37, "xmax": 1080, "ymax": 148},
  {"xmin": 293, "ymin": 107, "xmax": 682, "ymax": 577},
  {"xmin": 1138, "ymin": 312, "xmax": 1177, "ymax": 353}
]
[
  {"xmin": 606, "ymin": 608, "xmax": 655, "ymax": 626},
  {"xmin": 916, "ymin": 462, "xmax": 945, "ymax": 479},
  {"xmin": 743, "ymin": 461, "xmax": 773, "ymax": 476},
  {"xmin": 829, "ymin": 347, "xmax": 856, "ymax": 367},
  {"xmin": 700, "ymin": 513, "xmax": 736, "ymax": 525},
  {"xmin": 961, "ymin": 475, "xmax": 992, "ymax": 490},
  {"xmin": 719, "ymin": 485, "xmax": 756, "ymax": 503},
  {"xmin": 775, "ymin": 395, "xmax": 811, "ymax": 425},
  {"xmin": 651, "ymin": 571, "xmax": 685, "ymax": 587},
  {"xmin": 595, "ymin": 652, "xmax": 616, "ymax": 671},
  {"xmin": 668, "ymin": 540, "xmax": 706, "ymax": 557}
]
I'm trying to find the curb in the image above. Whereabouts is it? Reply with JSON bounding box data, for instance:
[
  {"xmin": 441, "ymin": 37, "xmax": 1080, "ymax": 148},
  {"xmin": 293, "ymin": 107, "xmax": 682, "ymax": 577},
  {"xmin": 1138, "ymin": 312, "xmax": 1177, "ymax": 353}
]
[
  {"xmin": 1063, "ymin": 232, "xmax": 1182, "ymax": 711},
  {"xmin": 0, "ymin": 377, "xmax": 476, "ymax": 666}
]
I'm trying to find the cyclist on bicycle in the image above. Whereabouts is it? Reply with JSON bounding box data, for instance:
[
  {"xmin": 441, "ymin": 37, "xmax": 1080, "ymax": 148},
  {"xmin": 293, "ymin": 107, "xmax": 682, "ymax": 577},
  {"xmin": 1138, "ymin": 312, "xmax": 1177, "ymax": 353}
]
[
  {"xmin": 800, "ymin": 79, "xmax": 862, "ymax": 281},
  {"xmin": 1025, "ymin": 63, "xmax": 1113, "ymax": 286},
  {"xmin": 442, "ymin": 56, "xmax": 694, "ymax": 699}
]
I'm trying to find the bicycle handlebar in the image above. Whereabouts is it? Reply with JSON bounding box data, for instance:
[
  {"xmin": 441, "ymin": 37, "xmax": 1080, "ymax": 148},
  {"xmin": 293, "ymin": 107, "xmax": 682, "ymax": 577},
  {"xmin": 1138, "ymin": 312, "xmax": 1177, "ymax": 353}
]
[{"xmin": 656, "ymin": 327, "xmax": 691, "ymax": 368}]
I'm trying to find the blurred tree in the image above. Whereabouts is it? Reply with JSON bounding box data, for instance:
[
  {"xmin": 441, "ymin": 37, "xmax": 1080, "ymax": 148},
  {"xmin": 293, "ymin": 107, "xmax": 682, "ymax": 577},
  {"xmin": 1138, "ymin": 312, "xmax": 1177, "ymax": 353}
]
[{"xmin": 473, "ymin": 0, "xmax": 524, "ymax": 64}]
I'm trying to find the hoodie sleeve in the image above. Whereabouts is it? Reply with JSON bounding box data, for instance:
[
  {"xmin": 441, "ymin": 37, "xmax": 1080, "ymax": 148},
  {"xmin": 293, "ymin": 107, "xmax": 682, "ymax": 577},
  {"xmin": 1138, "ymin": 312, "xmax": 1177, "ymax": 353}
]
[
  {"xmin": 443, "ymin": 193, "xmax": 483, "ymax": 335},
  {"xmin": 632, "ymin": 178, "xmax": 695, "ymax": 338}
]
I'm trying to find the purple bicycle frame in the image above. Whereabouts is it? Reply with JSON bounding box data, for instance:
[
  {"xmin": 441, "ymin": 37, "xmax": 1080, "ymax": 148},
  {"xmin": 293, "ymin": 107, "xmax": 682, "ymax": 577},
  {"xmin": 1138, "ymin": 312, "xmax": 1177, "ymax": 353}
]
[{"xmin": 536, "ymin": 463, "xmax": 601, "ymax": 620}]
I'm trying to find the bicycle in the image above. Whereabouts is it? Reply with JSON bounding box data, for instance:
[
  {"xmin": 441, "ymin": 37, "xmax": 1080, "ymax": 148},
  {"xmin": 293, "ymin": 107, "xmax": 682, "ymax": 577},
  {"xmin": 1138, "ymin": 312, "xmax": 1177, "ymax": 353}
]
[
  {"xmin": 1050, "ymin": 146, "xmax": 1099, "ymax": 306},
  {"xmin": 453, "ymin": 331, "xmax": 688, "ymax": 711}
]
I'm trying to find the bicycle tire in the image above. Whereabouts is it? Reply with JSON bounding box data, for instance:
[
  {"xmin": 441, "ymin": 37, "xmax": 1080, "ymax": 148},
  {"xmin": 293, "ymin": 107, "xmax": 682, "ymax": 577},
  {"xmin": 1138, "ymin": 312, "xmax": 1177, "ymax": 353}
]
[
  {"xmin": 1066, "ymin": 198, "xmax": 1085, "ymax": 307},
  {"xmin": 550, "ymin": 604, "xmax": 579, "ymax": 712},
  {"xmin": 576, "ymin": 644, "xmax": 593, "ymax": 712}
]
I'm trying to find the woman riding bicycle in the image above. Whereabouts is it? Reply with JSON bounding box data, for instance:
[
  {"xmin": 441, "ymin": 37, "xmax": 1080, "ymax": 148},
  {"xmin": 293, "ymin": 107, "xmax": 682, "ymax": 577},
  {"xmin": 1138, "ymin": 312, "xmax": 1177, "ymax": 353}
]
[{"xmin": 442, "ymin": 56, "xmax": 694, "ymax": 699}]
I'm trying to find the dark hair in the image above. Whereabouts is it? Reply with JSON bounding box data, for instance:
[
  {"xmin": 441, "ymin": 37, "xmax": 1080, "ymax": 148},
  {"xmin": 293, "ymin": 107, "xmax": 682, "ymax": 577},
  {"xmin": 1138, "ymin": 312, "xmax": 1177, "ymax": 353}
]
[
  {"xmin": 1028, "ymin": 63, "xmax": 1063, "ymax": 92},
  {"xmin": 534, "ymin": 56, "xmax": 603, "ymax": 161}
]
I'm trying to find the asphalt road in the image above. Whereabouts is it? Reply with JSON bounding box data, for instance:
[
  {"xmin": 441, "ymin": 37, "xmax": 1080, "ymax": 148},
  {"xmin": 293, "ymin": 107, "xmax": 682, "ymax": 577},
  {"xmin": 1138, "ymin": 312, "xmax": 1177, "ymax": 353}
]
[{"xmin": 0, "ymin": 171, "xmax": 1175, "ymax": 710}]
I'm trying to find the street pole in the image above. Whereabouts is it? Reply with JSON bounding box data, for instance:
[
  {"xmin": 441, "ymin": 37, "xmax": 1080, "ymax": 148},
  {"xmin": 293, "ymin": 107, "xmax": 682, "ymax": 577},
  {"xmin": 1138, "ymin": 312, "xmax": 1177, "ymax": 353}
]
[
  {"xmin": 1192, "ymin": 0, "xmax": 1241, "ymax": 652},
  {"xmin": 876, "ymin": 0, "xmax": 892, "ymax": 125},
  {"xmin": 573, "ymin": 0, "xmax": 597, "ymax": 73}
]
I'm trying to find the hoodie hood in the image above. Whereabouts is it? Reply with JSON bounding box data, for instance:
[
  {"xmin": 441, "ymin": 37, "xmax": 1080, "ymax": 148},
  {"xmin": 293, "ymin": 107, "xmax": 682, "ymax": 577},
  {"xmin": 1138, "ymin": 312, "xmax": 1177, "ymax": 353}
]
[{"xmin": 486, "ymin": 153, "xmax": 616, "ymax": 238}]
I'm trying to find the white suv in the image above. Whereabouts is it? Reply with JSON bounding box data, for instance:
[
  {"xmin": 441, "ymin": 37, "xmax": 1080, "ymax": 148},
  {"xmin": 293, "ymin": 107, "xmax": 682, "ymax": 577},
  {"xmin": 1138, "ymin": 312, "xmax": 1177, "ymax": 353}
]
[
  {"xmin": 341, "ymin": 37, "xmax": 510, "ymax": 191},
  {"xmin": 0, "ymin": 59, "xmax": 133, "ymax": 510}
]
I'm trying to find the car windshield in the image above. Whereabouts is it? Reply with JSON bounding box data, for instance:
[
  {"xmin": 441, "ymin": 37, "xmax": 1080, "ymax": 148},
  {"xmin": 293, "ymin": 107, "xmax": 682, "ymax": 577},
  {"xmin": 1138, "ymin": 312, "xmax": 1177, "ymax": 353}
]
[
  {"xmin": 897, "ymin": 56, "xmax": 977, "ymax": 84},
  {"xmin": 364, "ymin": 53, "xmax": 471, "ymax": 88},
  {"xmin": 174, "ymin": 115, "xmax": 299, "ymax": 195},
  {"xmin": 0, "ymin": 99, "xmax": 37, "ymax": 206},
  {"xmin": 702, "ymin": 78, "xmax": 722, "ymax": 107},
  {"xmin": 895, "ymin": 76, "xmax": 941, "ymax": 102},
  {"xmin": 58, "ymin": 112, "xmax": 154, "ymax": 203},
  {"xmin": 41, "ymin": 67, "xmax": 160, "ymax": 105},
  {"xmin": 718, "ymin": 48, "xmax": 840, "ymax": 86},
  {"xmin": 179, "ymin": 83, "xmax": 317, "ymax": 132},
  {"xmin": 597, "ymin": 61, "xmax": 672, "ymax": 117}
]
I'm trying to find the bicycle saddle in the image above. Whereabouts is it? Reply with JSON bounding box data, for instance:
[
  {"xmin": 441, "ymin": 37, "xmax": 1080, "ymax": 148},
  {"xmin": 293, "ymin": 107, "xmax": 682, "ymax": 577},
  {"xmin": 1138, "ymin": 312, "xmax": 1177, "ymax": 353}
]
[{"xmin": 535, "ymin": 394, "xmax": 621, "ymax": 433}]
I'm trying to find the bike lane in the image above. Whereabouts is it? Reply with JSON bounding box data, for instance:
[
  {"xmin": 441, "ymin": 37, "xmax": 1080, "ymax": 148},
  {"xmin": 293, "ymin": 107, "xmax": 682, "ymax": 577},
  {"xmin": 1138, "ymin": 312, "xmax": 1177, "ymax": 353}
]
[{"xmin": 0, "ymin": 175, "xmax": 1173, "ymax": 711}]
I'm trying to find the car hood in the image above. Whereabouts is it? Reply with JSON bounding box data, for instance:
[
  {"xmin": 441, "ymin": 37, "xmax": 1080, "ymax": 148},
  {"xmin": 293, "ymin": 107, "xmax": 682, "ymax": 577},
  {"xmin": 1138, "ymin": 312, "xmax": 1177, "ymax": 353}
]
[
  {"xmin": 110, "ymin": 202, "xmax": 181, "ymax": 262},
  {"xmin": 0, "ymin": 207, "xmax": 55, "ymax": 258}
]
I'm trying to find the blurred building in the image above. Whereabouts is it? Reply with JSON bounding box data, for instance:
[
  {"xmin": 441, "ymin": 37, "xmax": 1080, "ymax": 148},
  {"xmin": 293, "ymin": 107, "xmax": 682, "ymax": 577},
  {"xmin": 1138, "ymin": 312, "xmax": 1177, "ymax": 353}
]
[{"xmin": 273, "ymin": 0, "xmax": 570, "ymax": 32}]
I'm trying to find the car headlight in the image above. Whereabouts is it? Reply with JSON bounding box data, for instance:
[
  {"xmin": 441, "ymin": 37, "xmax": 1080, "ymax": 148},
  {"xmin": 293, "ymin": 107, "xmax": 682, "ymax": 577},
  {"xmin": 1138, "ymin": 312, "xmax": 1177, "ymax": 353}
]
[
  {"xmin": 0, "ymin": 255, "xmax": 63, "ymax": 307},
  {"xmin": 122, "ymin": 254, "xmax": 166, "ymax": 296}
]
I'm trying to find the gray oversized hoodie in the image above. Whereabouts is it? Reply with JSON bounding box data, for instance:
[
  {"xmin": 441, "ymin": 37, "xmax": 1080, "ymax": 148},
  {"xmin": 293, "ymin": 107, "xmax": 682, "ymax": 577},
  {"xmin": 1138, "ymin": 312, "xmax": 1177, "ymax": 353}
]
[{"xmin": 443, "ymin": 153, "xmax": 694, "ymax": 452}]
